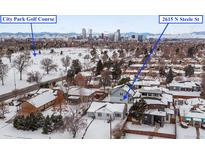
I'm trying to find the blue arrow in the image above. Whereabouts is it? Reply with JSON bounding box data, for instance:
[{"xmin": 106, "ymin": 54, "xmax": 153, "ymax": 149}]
[
  {"xmin": 30, "ymin": 23, "xmax": 36, "ymax": 57},
  {"xmin": 123, "ymin": 23, "xmax": 169, "ymax": 100}
]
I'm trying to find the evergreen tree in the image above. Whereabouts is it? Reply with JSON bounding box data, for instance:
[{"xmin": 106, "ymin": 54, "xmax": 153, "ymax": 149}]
[
  {"xmin": 112, "ymin": 62, "xmax": 122, "ymax": 80},
  {"xmin": 118, "ymin": 77, "xmax": 130, "ymax": 85},
  {"xmin": 96, "ymin": 60, "xmax": 103, "ymax": 75},
  {"xmin": 159, "ymin": 66, "xmax": 166, "ymax": 77},
  {"xmin": 166, "ymin": 68, "xmax": 174, "ymax": 84},
  {"xmin": 42, "ymin": 115, "xmax": 52, "ymax": 134},
  {"xmin": 103, "ymin": 58, "xmax": 113, "ymax": 69},
  {"xmin": 51, "ymin": 114, "xmax": 63, "ymax": 130},
  {"xmin": 187, "ymin": 47, "xmax": 195, "ymax": 58},
  {"xmin": 129, "ymin": 98, "xmax": 147, "ymax": 124},
  {"xmin": 71, "ymin": 59, "xmax": 82, "ymax": 74},
  {"xmin": 184, "ymin": 65, "xmax": 194, "ymax": 77}
]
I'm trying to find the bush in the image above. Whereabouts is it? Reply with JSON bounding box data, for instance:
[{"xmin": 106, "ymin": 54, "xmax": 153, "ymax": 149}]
[{"xmin": 13, "ymin": 112, "xmax": 45, "ymax": 131}]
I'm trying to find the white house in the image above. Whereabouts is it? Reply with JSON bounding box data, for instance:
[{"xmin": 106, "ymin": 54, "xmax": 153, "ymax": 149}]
[
  {"xmin": 87, "ymin": 102, "xmax": 127, "ymax": 120},
  {"xmin": 167, "ymin": 80, "xmax": 201, "ymax": 105},
  {"xmin": 102, "ymin": 84, "xmax": 141, "ymax": 104}
]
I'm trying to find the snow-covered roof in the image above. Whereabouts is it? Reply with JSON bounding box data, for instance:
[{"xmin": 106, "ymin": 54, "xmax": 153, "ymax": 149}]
[
  {"xmin": 165, "ymin": 108, "xmax": 175, "ymax": 115},
  {"xmin": 112, "ymin": 84, "xmax": 135, "ymax": 97},
  {"xmin": 145, "ymin": 109, "xmax": 166, "ymax": 116},
  {"xmin": 27, "ymin": 88, "xmax": 57, "ymax": 108},
  {"xmin": 67, "ymin": 86, "xmax": 97, "ymax": 96},
  {"xmin": 169, "ymin": 91, "xmax": 201, "ymax": 97},
  {"xmin": 87, "ymin": 102, "xmax": 125, "ymax": 113},
  {"xmin": 80, "ymin": 71, "xmax": 92, "ymax": 77},
  {"xmin": 68, "ymin": 96, "xmax": 80, "ymax": 99},
  {"xmin": 168, "ymin": 80, "xmax": 199, "ymax": 88},
  {"xmin": 140, "ymin": 87, "xmax": 162, "ymax": 94},
  {"xmin": 186, "ymin": 98, "xmax": 205, "ymax": 106},
  {"xmin": 179, "ymin": 103, "xmax": 205, "ymax": 119},
  {"xmin": 144, "ymin": 98, "xmax": 168, "ymax": 105},
  {"xmin": 130, "ymin": 79, "xmax": 160, "ymax": 87}
]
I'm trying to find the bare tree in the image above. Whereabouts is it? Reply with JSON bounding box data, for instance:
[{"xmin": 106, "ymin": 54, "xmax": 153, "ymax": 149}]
[
  {"xmin": 61, "ymin": 107, "xmax": 87, "ymax": 138},
  {"xmin": 27, "ymin": 71, "xmax": 42, "ymax": 84},
  {"xmin": 12, "ymin": 53, "xmax": 30, "ymax": 80},
  {"xmin": 0, "ymin": 101, "xmax": 9, "ymax": 119},
  {"xmin": 41, "ymin": 58, "xmax": 58, "ymax": 74},
  {"xmin": 61, "ymin": 56, "xmax": 71, "ymax": 71},
  {"xmin": 101, "ymin": 69, "xmax": 111, "ymax": 90},
  {"xmin": 0, "ymin": 61, "xmax": 8, "ymax": 85}
]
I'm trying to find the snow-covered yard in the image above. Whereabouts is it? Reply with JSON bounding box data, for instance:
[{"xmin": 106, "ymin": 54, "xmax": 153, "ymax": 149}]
[
  {"xmin": 0, "ymin": 101, "xmax": 122, "ymax": 139},
  {"xmin": 125, "ymin": 122, "xmax": 155, "ymax": 132},
  {"xmin": 176, "ymin": 124, "xmax": 205, "ymax": 139},
  {"xmin": 0, "ymin": 48, "xmax": 90, "ymax": 95},
  {"xmin": 0, "ymin": 47, "xmax": 120, "ymax": 95}
]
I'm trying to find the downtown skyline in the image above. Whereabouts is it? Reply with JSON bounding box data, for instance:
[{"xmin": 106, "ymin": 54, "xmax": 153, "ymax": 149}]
[{"xmin": 0, "ymin": 15, "xmax": 205, "ymax": 34}]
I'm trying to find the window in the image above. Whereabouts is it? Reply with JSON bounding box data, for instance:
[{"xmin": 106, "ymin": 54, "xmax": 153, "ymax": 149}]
[
  {"xmin": 115, "ymin": 113, "xmax": 121, "ymax": 118},
  {"xmin": 98, "ymin": 113, "xmax": 102, "ymax": 117}
]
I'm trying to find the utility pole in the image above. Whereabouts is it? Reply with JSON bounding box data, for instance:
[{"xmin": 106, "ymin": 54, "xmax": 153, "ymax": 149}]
[{"xmin": 107, "ymin": 115, "xmax": 112, "ymax": 139}]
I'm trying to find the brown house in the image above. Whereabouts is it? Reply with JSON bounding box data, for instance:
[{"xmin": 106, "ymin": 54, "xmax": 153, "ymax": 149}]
[{"xmin": 19, "ymin": 88, "xmax": 64, "ymax": 116}]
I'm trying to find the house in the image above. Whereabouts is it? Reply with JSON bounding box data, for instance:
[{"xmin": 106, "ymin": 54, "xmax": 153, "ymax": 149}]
[
  {"xmin": 102, "ymin": 84, "xmax": 141, "ymax": 104},
  {"xmin": 87, "ymin": 102, "xmax": 127, "ymax": 120},
  {"xmin": 74, "ymin": 71, "xmax": 93, "ymax": 87},
  {"xmin": 64, "ymin": 86, "xmax": 98, "ymax": 104},
  {"xmin": 130, "ymin": 79, "xmax": 160, "ymax": 89},
  {"xmin": 167, "ymin": 80, "xmax": 201, "ymax": 105},
  {"xmin": 138, "ymin": 87, "xmax": 175, "ymax": 127},
  {"xmin": 179, "ymin": 98, "xmax": 205, "ymax": 126},
  {"xmin": 19, "ymin": 88, "xmax": 64, "ymax": 116}
]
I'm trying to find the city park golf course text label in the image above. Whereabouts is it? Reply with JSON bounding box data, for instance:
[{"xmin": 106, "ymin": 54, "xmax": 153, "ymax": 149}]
[{"xmin": 0, "ymin": 15, "xmax": 57, "ymax": 24}]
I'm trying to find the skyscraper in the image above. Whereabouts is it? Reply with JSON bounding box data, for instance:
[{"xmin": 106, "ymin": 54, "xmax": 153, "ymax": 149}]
[
  {"xmin": 82, "ymin": 28, "xmax": 86, "ymax": 39},
  {"xmin": 88, "ymin": 29, "xmax": 92, "ymax": 40},
  {"xmin": 114, "ymin": 29, "xmax": 121, "ymax": 42}
]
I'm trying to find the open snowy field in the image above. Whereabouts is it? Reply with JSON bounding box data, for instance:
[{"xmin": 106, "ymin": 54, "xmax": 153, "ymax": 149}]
[{"xmin": 0, "ymin": 47, "xmax": 118, "ymax": 95}]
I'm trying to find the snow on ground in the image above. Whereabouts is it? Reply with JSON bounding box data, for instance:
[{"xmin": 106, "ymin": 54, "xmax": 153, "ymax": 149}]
[
  {"xmin": 125, "ymin": 122, "xmax": 155, "ymax": 132},
  {"xmin": 0, "ymin": 101, "xmax": 122, "ymax": 139},
  {"xmin": 158, "ymin": 124, "xmax": 175, "ymax": 134},
  {"xmin": 176, "ymin": 124, "xmax": 205, "ymax": 139},
  {"xmin": 1, "ymin": 47, "xmax": 119, "ymax": 95},
  {"xmin": 83, "ymin": 117, "xmax": 121, "ymax": 139},
  {"xmin": 124, "ymin": 133, "xmax": 149, "ymax": 139},
  {"xmin": 0, "ymin": 48, "xmax": 89, "ymax": 95}
]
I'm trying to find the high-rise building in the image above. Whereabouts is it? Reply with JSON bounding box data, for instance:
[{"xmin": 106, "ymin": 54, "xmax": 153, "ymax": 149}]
[
  {"xmin": 82, "ymin": 28, "xmax": 86, "ymax": 39},
  {"xmin": 138, "ymin": 35, "xmax": 144, "ymax": 42},
  {"xmin": 114, "ymin": 29, "xmax": 121, "ymax": 42},
  {"xmin": 88, "ymin": 29, "xmax": 92, "ymax": 39}
]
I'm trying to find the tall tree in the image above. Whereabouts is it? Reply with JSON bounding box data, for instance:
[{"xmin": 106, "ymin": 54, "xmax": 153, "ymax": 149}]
[
  {"xmin": 0, "ymin": 62, "xmax": 8, "ymax": 85},
  {"xmin": 41, "ymin": 58, "xmax": 58, "ymax": 74},
  {"xmin": 27, "ymin": 71, "xmax": 42, "ymax": 84},
  {"xmin": 129, "ymin": 98, "xmax": 147, "ymax": 124},
  {"xmin": 201, "ymin": 74, "xmax": 205, "ymax": 99},
  {"xmin": 187, "ymin": 47, "xmax": 195, "ymax": 58},
  {"xmin": 60, "ymin": 107, "xmax": 87, "ymax": 138},
  {"xmin": 61, "ymin": 56, "xmax": 71, "ymax": 71},
  {"xmin": 184, "ymin": 65, "xmax": 194, "ymax": 77},
  {"xmin": 13, "ymin": 53, "xmax": 30, "ymax": 80},
  {"xmin": 166, "ymin": 68, "xmax": 174, "ymax": 84},
  {"xmin": 0, "ymin": 101, "xmax": 9, "ymax": 119},
  {"xmin": 96, "ymin": 60, "xmax": 103, "ymax": 75},
  {"xmin": 112, "ymin": 62, "xmax": 122, "ymax": 80},
  {"xmin": 101, "ymin": 69, "xmax": 111, "ymax": 90},
  {"xmin": 71, "ymin": 59, "xmax": 82, "ymax": 74}
]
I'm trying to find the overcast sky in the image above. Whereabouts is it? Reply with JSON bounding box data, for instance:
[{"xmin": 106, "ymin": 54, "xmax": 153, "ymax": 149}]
[{"xmin": 0, "ymin": 15, "xmax": 205, "ymax": 34}]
